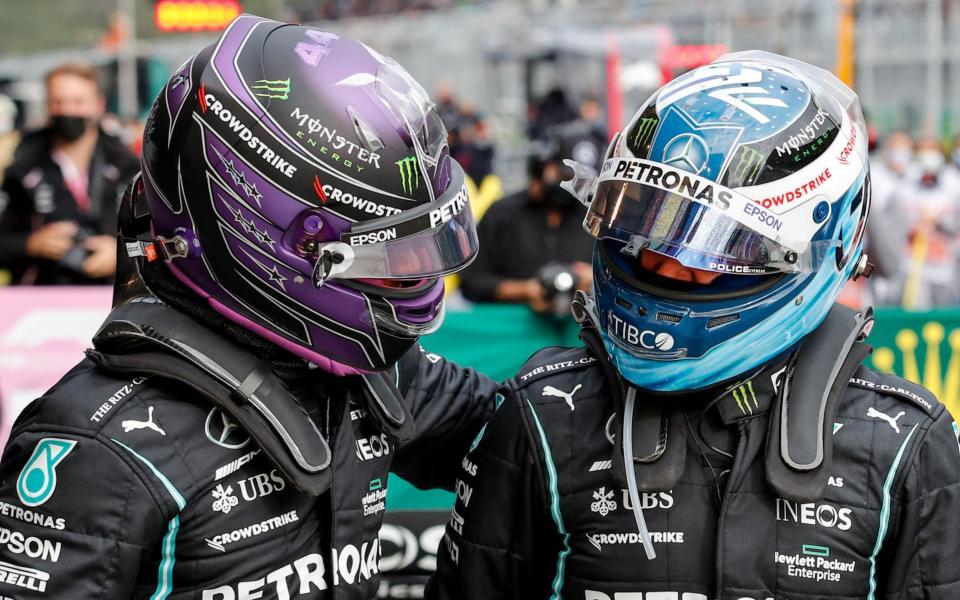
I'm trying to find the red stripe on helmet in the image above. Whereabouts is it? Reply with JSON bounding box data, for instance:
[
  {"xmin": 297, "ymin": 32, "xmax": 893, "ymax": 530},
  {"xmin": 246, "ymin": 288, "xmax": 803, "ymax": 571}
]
[{"xmin": 313, "ymin": 175, "xmax": 328, "ymax": 204}]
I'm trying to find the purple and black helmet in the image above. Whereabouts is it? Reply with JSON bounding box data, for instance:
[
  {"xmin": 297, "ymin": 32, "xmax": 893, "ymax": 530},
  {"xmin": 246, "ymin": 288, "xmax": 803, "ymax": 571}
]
[{"xmin": 139, "ymin": 15, "xmax": 478, "ymax": 374}]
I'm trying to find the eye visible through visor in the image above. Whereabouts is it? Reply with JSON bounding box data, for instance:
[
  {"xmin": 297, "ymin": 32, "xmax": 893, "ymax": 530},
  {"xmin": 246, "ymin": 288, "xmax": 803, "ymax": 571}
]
[
  {"xmin": 583, "ymin": 158, "xmax": 839, "ymax": 275},
  {"xmin": 313, "ymin": 164, "xmax": 477, "ymax": 285}
]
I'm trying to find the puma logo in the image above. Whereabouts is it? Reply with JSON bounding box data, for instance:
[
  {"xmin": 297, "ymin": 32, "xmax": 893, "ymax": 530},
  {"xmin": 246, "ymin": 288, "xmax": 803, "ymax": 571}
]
[
  {"xmin": 867, "ymin": 406, "xmax": 905, "ymax": 434},
  {"xmin": 121, "ymin": 406, "xmax": 166, "ymax": 436},
  {"xmin": 542, "ymin": 384, "xmax": 583, "ymax": 411}
]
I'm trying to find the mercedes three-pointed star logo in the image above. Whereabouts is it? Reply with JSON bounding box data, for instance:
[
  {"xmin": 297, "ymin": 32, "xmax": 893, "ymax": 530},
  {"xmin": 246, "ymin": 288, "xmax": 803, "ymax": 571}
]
[
  {"xmin": 662, "ymin": 133, "xmax": 710, "ymax": 175},
  {"xmin": 204, "ymin": 408, "xmax": 251, "ymax": 450}
]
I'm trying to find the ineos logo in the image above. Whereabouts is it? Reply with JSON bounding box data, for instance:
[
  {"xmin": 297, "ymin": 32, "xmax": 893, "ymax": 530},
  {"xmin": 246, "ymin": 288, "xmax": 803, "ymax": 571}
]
[{"xmin": 205, "ymin": 409, "xmax": 251, "ymax": 450}]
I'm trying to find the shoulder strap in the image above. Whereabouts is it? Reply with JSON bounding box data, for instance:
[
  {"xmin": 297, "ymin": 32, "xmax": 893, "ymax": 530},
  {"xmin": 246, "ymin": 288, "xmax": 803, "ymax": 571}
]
[
  {"xmin": 89, "ymin": 299, "xmax": 333, "ymax": 496},
  {"xmin": 765, "ymin": 304, "xmax": 874, "ymax": 501},
  {"xmin": 357, "ymin": 370, "xmax": 415, "ymax": 443}
]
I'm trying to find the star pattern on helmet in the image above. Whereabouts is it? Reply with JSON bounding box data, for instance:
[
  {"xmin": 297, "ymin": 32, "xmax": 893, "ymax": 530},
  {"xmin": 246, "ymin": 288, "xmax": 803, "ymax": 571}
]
[
  {"xmin": 241, "ymin": 247, "xmax": 288, "ymax": 291},
  {"xmin": 213, "ymin": 147, "xmax": 263, "ymax": 207},
  {"xmin": 231, "ymin": 206, "xmax": 254, "ymax": 234},
  {"xmin": 235, "ymin": 169, "xmax": 263, "ymax": 206},
  {"xmin": 227, "ymin": 201, "xmax": 276, "ymax": 253},
  {"xmin": 263, "ymin": 264, "xmax": 287, "ymax": 289},
  {"xmin": 252, "ymin": 225, "xmax": 276, "ymax": 251}
]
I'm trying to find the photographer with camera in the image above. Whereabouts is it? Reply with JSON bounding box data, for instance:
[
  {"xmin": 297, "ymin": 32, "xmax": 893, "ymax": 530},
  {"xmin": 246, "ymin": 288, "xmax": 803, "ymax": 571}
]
[
  {"xmin": 459, "ymin": 143, "xmax": 595, "ymax": 314},
  {"xmin": 0, "ymin": 62, "xmax": 138, "ymax": 285}
]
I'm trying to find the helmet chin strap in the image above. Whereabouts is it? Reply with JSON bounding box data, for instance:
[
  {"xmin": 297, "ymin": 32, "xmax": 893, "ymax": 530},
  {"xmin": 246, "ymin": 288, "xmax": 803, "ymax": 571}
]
[{"xmin": 622, "ymin": 386, "xmax": 657, "ymax": 560}]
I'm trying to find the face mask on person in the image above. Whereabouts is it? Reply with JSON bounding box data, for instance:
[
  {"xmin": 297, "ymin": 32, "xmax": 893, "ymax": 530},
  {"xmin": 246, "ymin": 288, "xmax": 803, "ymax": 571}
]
[
  {"xmin": 541, "ymin": 181, "xmax": 578, "ymax": 210},
  {"xmin": 51, "ymin": 115, "xmax": 89, "ymax": 142},
  {"xmin": 887, "ymin": 148, "xmax": 912, "ymax": 169},
  {"xmin": 918, "ymin": 149, "xmax": 945, "ymax": 175}
]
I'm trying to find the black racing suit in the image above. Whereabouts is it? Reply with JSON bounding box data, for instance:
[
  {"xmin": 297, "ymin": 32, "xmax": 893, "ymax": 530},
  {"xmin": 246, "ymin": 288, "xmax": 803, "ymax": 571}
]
[
  {"xmin": 427, "ymin": 345, "xmax": 960, "ymax": 600},
  {"xmin": 0, "ymin": 344, "xmax": 497, "ymax": 599}
]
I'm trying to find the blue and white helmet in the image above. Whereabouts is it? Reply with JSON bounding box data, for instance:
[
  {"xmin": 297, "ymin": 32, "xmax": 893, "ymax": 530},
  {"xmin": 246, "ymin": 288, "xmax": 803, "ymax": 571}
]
[{"xmin": 581, "ymin": 51, "xmax": 871, "ymax": 392}]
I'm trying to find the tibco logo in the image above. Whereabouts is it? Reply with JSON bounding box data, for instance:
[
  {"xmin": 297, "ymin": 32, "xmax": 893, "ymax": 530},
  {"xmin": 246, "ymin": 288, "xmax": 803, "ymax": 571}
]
[{"xmin": 608, "ymin": 313, "xmax": 675, "ymax": 351}]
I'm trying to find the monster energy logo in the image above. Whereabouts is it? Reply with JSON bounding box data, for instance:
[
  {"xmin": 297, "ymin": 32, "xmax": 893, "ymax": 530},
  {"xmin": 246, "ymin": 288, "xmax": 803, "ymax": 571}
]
[
  {"xmin": 396, "ymin": 156, "xmax": 420, "ymax": 194},
  {"xmin": 732, "ymin": 381, "xmax": 758, "ymax": 415},
  {"xmin": 632, "ymin": 117, "xmax": 659, "ymax": 149},
  {"xmin": 732, "ymin": 146, "xmax": 764, "ymax": 185},
  {"xmin": 251, "ymin": 78, "xmax": 291, "ymax": 100}
]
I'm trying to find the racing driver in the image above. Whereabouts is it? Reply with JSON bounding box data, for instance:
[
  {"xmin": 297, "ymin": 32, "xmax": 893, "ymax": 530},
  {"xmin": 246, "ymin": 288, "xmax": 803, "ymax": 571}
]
[
  {"xmin": 428, "ymin": 51, "xmax": 960, "ymax": 599},
  {"xmin": 0, "ymin": 15, "xmax": 497, "ymax": 599}
]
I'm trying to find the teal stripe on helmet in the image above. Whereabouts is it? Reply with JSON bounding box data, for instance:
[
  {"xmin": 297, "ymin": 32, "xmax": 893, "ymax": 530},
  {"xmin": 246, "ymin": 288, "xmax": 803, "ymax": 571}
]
[
  {"xmin": 867, "ymin": 423, "xmax": 918, "ymax": 600},
  {"xmin": 526, "ymin": 400, "xmax": 571, "ymax": 599},
  {"xmin": 112, "ymin": 439, "xmax": 185, "ymax": 599}
]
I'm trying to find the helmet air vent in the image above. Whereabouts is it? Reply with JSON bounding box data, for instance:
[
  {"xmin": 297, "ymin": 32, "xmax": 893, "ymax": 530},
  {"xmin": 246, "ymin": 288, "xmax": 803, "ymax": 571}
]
[
  {"xmin": 706, "ymin": 314, "xmax": 741, "ymax": 329},
  {"xmin": 656, "ymin": 312, "xmax": 682, "ymax": 324},
  {"xmin": 347, "ymin": 106, "xmax": 384, "ymax": 152}
]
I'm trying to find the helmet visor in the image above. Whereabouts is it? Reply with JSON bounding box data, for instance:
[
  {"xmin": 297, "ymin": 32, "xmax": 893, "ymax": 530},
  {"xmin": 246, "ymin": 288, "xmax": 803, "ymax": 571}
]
[
  {"xmin": 314, "ymin": 163, "xmax": 478, "ymax": 282},
  {"xmin": 584, "ymin": 157, "xmax": 839, "ymax": 275}
]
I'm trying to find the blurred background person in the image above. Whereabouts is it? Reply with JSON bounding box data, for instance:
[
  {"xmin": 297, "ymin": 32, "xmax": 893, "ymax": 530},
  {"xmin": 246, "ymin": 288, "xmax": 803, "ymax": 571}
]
[
  {"xmin": 459, "ymin": 142, "xmax": 594, "ymax": 314},
  {"xmin": 450, "ymin": 109, "xmax": 496, "ymax": 187},
  {"xmin": 527, "ymin": 87, "xmax": 578, "ymax": 142},
  {"xmin": 864, "ymin": 131, "xmax": 915, "ymax": 306},
  {"xmin": 871, "ymin": 131, "xmax": 915, "ymax": 209},
  {"xmin": 951, "ymin": 133, "xmax": 960, "ymax": 174},
  {"xmin": 543, "ymin": 96, "xmax": 608, "ymax": 173},
  {"xmin": 0, "ymin": 94, "xmax": 19, "ymax": 182},
  {"xmin": 0, "ymin": 63, "xmax": 138, "ymax": 285},
  {"xmin": 897, "ymin": 138, "xmax": 960, "ymax": 309}
]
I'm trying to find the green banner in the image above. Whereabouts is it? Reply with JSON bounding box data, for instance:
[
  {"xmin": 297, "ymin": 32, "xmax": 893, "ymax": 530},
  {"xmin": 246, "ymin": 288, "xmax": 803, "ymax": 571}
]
[
  {"xmin": 387, "ymin": 304, "xmax": 581, "ymax": 510},
  {"xmin": 868, "ymin": 307, "xmax": 960, "ymax": 419},
  {"xmin": 388, "ymin": 305, "xmax": 960, "ymax": 510},
  {"xmin": 421, "ymin": 304, "xmax": 582, "ymax": 381}
]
